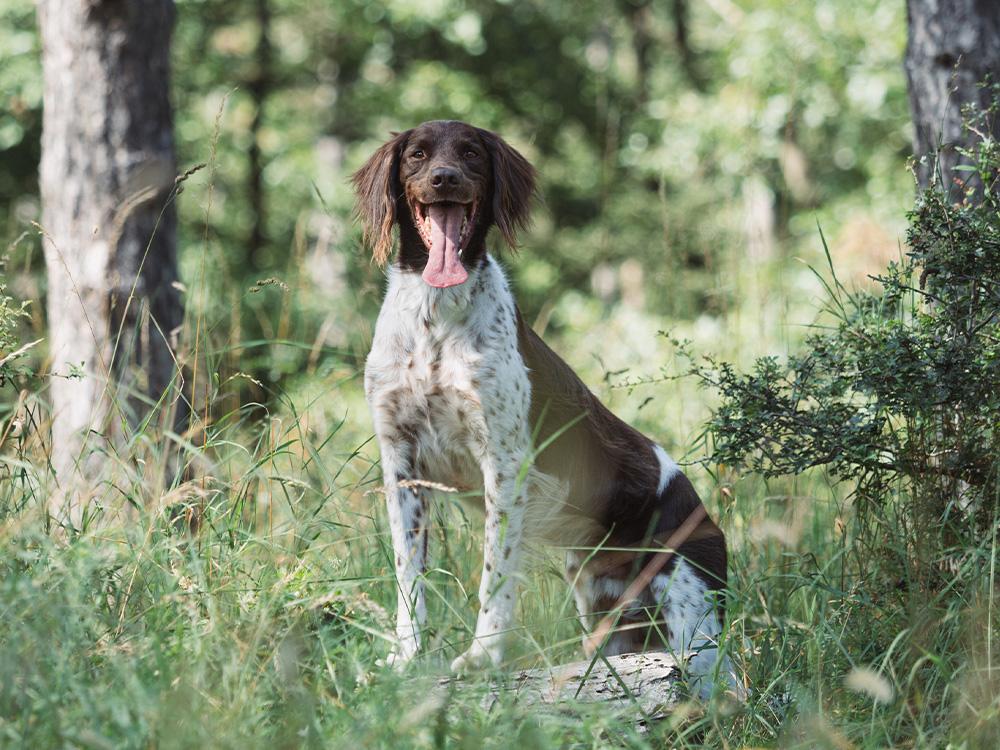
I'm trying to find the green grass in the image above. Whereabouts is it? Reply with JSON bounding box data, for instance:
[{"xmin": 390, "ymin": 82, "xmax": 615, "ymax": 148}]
[{"xmin": 2, "ymin": 346, "xmax": 997, "ymax": 748}]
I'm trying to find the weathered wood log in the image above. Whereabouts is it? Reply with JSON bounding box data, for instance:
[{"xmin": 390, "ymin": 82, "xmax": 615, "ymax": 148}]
[{"xmin": 445, "ymin": 652, "xmax": 684, "ymax": 720}]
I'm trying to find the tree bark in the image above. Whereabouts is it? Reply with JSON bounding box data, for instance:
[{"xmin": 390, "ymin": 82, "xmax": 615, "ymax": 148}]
[
  {"xmin": 670, "ymin": 0, "xmax": 704, "ymax": 92},
  {"xmin": 905, "ymin": 0, "xmax": 1000, "ymax": 194},
  {"xmin": 38, "ymin": 0, "xmax": 184, "ymax": 522}
]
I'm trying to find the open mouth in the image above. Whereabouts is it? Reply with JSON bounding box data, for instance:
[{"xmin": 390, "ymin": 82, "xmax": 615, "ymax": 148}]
[
  {"xmin": 410, "ymin": 199, "xmax": 478, "ymax": 288},
  {"xmin": 411, "ymin": 200, "xmax": 478, "ymax": 256}
]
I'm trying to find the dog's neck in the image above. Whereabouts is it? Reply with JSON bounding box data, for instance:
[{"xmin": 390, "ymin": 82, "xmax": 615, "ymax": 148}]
[{"xmin": 384, "ymin": 253, "xmax": 506, "ymax": 325}]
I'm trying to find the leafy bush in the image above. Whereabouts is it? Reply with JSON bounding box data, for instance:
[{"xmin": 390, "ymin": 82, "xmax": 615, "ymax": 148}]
[
  {"xmin": 692, "ymin": 103, "xmax": 1000, "ymax": 577},
  {"xmin": 0, "ymin": 261, "xmax": 32, "ymax": 388},
  {"xmin": 662, "ymin": 101, "xmax": 1000, "ymax": 745}
]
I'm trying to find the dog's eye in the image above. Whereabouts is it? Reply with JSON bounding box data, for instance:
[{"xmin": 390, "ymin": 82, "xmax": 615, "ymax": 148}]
[
  {"xmin": 411, "ymin": 149, "xmax": 426, "ymax": 159},
  {"xmin": 464, "ymin": 149, "xmax": 479, "ymax": 159}
]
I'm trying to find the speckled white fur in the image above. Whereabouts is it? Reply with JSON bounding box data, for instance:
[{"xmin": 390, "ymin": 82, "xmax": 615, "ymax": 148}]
[
  {"xmin": 650, "ymin": 560, "xmax": 735, "ymax": 698},
  {"xmin": 366, "ymin": 256, "xmax": 534, "ymax": 671},
  {"xmin": 653, "ymin": 444, "xmax": 680, "ymax": 493}
]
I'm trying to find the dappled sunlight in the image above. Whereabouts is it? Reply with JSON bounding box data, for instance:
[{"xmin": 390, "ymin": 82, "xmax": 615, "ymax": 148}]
[{"xmin": 3, "ymin": 0, "xmax": 999, "ymax": 746}]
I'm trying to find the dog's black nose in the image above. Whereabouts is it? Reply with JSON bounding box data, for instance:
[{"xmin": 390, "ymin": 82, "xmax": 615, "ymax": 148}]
[{"xmin": 430, "ymin": 166, "xmax": 461, "ymax": 189}]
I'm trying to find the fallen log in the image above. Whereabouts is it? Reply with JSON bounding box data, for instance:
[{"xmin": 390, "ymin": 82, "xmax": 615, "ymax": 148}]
[{"xmin": 444, "ymin": 651, "xmax": 685, "ymax": 721}]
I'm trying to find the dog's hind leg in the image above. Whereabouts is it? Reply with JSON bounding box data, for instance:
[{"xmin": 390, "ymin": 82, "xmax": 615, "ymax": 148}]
[
  {"xmin": 566, "ymin": 561, "xmax": 664, "ymax": 655},
  {"xmin": 569, "ymin": 558, "xmax": 737, "ymax": 698},
  {"xmin": 650, "ymin": 560, "xmax": 735, "ymax": 698}
]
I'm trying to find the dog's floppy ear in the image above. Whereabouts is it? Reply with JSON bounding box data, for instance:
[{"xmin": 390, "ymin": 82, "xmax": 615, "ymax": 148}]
[
  {"xmin": 478, "ymin": 128, "xmax": 536, "ymax": 249},
  {"xmin": 351, "ymin": 129, "xmax": 412, "ymax": 266}
]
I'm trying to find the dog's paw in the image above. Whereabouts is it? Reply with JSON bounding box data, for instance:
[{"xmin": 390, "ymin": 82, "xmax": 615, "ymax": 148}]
[
  {"xmin": 450, "ymin": 643, "xmax": 495, "ymax": 674},
  {"xmin": 378, "ymin": 647, "xmax": 416, "ymax": 671}
]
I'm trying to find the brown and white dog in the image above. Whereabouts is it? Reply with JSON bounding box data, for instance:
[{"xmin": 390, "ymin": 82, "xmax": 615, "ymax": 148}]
[{"xmin": 353, "ymin": 120, "xmax": 733, "ymax": 695}]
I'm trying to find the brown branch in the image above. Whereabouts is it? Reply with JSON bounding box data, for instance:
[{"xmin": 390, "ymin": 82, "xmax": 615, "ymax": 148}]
[{"xmin": 584, "ymin": 504, "xmax": 708, "ymax": 656}]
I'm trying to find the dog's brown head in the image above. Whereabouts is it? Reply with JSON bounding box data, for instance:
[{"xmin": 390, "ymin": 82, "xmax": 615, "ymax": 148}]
[{"xmin": 352, "ymin": 120, "xmax": 536, "ymax": 287}]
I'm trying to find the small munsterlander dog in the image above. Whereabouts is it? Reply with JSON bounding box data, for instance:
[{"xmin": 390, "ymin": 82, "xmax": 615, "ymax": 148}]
[{"xmin": 354, "ymin": 120, "xmax": 732, "ymax": 695}]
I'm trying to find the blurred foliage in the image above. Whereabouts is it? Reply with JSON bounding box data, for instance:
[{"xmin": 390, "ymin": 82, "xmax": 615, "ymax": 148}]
[
  {"xmin": 0, "ymin": 273, "xmax": 32, "ymax": 388},
  {"xmin": 6, "ymin": 5, "xmax": 1000, "ymax": 746},
  {"xmin": 0, "ymin": 1, "xmax": 41, "ymax": 229},
  {"xmin": 1, "ymin": 0, "xmax": 911, "ymax": 398}
]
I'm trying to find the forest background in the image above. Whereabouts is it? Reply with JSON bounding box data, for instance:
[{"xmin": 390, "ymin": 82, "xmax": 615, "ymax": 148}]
[{"xmin": 2, "ymin": 1, "xmax": 997, "ymax": 748}]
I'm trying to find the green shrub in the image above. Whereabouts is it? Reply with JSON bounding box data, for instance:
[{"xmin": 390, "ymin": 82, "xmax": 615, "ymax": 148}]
[
  {"xmin": 681, "ymin": 98, "xmax": 1000, "ymax": 745},
  {"xmin": 0, "ymin": 265, "xmax": 32, "ymax": 389},
  {"xmin": 692, "ymin": 103, "xmax": 999, "ymax": 571}
]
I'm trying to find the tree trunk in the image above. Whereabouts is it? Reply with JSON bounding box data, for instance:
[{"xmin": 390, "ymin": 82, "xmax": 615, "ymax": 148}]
[
  {"xmin": 247, "ymin": 0, "xmax": 271, "ymax": 268},
  {"xmin": 670, "ymin": 0, "xmax": 704, "ymax": 92},
  {"xmin": 38, "ymin": 0, "xmax": 184, "ymax": 523},
  {"xmin": 905, "ymin": 0, "xmax": 1000, "ymax": 194}
]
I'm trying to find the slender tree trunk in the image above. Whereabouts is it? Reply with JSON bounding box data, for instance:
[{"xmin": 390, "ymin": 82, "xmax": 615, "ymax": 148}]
[
  {"xmin": 905, "ymin": 0, "xmax": 1000, "ymax": 194},
  {"xmin": 670, "ymin": 0, "xmax": 704, "ymax": 92},
  {"xmin": 38, "ymin": 0, "xmax": 184, "ymax": 523},
  {"xmin": 619, "ymin": 0, "xmax": 652, "ymax": 105},
  {"xmin": 247, "ymin": 0, "xmax": 271, "ymax": 267}
]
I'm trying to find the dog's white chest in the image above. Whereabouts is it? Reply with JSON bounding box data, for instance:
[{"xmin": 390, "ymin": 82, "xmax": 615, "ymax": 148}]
[{"xmin": 365, "ymin": 258, "xmax": 530, "ymax": 490}]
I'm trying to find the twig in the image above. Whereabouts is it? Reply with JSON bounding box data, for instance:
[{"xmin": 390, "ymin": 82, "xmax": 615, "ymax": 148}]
[{"xmin": 584, "ymin": 505, "xmax": 708, "ymax": 656}]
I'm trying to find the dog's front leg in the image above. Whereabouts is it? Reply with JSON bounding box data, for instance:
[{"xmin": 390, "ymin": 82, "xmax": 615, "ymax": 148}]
[
  {"xmin": 380, "ymin": 441, "xmax": 428, "ymax": 667},
  {"xmin": 451, "ymin": 455, "xmax": 526, "ymax": 673}
]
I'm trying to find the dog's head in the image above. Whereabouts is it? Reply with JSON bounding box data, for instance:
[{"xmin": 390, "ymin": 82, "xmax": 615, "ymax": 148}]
[{"xmin": 352, "ymin": 120, "xmax": 536, "ymax": 288}]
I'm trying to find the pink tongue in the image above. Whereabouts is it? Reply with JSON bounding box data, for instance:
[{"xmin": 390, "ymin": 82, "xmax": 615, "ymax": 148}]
[{"xmin": 422, "ymin": 204, "xmax": 468, "ymax": 288}]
